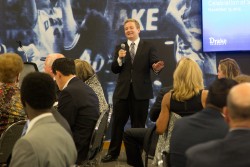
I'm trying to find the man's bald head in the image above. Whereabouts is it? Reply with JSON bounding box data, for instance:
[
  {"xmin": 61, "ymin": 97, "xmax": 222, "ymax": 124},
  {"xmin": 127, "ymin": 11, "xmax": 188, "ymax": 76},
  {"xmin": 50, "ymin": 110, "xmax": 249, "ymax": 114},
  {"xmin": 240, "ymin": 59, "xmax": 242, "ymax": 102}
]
[
  {"xmin": 44, "ymin": 53, "xmax": 65, "ymax": 77},
  {"xmin": 227, "ymin": 83, "xmax": 250, "ymax": 121}
]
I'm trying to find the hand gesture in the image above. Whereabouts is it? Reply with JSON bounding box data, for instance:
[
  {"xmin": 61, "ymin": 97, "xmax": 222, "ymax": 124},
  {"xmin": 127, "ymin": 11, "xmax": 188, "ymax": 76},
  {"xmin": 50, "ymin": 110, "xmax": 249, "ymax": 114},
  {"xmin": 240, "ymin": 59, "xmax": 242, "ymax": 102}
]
[{"xmin": 152, "ymin": 60, "xmax": 165, "ymax": 72}]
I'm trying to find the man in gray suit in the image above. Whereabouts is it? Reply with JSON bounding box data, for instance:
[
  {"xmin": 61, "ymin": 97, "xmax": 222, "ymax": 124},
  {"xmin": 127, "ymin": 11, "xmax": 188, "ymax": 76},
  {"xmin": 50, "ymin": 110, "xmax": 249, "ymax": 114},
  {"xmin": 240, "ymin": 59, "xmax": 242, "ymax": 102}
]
[
  {"xmin": 186, "ymin": 83, "xmax": 250, "ymax": 167},
  {"xmin": 10, "ymin": 72, "xmax": 77, "ymax": 167}
]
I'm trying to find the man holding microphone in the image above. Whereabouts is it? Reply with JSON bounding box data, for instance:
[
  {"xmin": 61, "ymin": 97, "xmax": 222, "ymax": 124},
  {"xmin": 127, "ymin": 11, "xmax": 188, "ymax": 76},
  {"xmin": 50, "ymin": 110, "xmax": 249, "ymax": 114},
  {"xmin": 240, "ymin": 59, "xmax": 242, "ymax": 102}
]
[{"xmin": 102, "ymin": 18, "xmax": 164, "ymax": 162}]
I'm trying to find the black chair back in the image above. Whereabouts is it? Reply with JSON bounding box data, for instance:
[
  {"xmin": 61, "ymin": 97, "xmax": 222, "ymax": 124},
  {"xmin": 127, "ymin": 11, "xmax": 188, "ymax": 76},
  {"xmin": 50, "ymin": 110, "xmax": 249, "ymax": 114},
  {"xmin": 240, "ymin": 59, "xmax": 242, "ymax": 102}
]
[
  {"xmin": 162, "ymin": 151, "xmax": 170, "ymax": 167},
  {"xmin": 0, "ymin": 120, "xmax": 26, "ymax": 164},
  {"xmin": 143, "ymin": 125, "xmax": 159, "ymax": 167},
  {"xmin": 85, "ymin": 106, "xmax": 110, "ymax": 163}
]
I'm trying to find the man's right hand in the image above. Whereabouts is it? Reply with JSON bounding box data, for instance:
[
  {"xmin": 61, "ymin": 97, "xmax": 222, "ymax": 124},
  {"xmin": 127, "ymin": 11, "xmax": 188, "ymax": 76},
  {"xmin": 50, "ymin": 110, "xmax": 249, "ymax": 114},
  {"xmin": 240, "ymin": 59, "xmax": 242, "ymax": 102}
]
[{"xmin": 118, "ymin": 49, "xmax": 126, "ymax": 60}]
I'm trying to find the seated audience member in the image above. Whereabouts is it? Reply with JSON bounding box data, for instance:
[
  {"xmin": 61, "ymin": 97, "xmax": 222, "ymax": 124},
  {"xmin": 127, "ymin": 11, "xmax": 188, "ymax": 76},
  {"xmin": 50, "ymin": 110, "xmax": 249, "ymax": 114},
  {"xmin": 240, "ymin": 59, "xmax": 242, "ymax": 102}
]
[
  {"xmin": 156, "ymin": 57, "xmax": 208, "ymax": 134},
  {"xmin": 233, "ymin": 74, "xmax": 250, "ymax": 83},
  {"xmin": 44, "ymin": 53, "xmax": 65, "ymax": 77},
  {"xmin": 10, "ymin": 72, "xmax": 77, "ymax": 167},
  {"xmin": 44, "ymin": 53, "xmax": 65, "ymax": 99},
  {"xmin": 186, "ymin": 83, "xmax": 250, "ymax": 167},
  {"xmin": 123, "ymin": 86, "xmax": 171, "ymax": 167},
  {"xmin": 74, "ymin": 59, "xmax": 108, "ymax": 113},
  {"xmin": 217, "ymin": 58, "xmax": 241, "ymax": 79},
  {"xmin": 153, "ymin": 57, "xmax": 208, "ymax": 165},
  {"xmin": 43, "ymin": 53, "xmax": 71, "ymax": 134},
  {"xmin": 52, "ymin": 58, "xmax": 99, "ymax": 165},
  {"xmin": 124, "ymin": 57, "xmax": 207, "ymax": 167},
  {"xmin": 0, "ymin": 53, "xmax": 26, "ymax": 135},
  {"xmin": 169, "ymin": 78, "xmax": 238, "ymax": 167}
]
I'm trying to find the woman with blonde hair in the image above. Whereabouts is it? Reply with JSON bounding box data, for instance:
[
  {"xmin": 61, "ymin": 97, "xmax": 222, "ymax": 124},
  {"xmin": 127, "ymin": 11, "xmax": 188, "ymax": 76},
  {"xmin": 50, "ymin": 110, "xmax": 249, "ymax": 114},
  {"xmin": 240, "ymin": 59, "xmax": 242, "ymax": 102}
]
[
  {"xmin": 150, "ymin": 57, "xmax": 208, "ymax": 165},
  {"xmin": 156, "ymin": 57, "xmax": 208, "ymax": 134},
  {"xmin": 0, "ymin": 53, "xmax": 26, "ymax": 134},
  {"xmin": 74, "ymin": 59, "xmax": 108, "ymax": 113},
  {"xmin": 217, "ymin": 58, "xmax": 240, "ymax": 79}
]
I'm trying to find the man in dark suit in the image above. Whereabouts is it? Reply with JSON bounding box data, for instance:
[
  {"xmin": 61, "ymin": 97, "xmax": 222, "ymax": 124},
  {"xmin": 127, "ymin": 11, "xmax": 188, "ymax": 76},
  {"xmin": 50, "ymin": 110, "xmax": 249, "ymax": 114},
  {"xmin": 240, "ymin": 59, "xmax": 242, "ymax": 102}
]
[
  {"xmin": 169, "ymin": 78, "xmax": 237, "ymax": 167},
  {"xmin": 102, "ymin": 18, "xmax": 165, "ymax": 162},
  {"xmin": 52, "ymin": 58, "xmax": 99, "ymax": 165},
  {"xmin": 186, "ymin": 82, "xmax": 250, "ymax": 167}
]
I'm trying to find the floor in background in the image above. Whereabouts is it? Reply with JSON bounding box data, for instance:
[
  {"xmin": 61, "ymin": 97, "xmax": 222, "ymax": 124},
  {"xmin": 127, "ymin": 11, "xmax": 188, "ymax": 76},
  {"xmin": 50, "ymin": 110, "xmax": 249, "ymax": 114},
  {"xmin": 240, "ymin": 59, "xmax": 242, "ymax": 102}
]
[{"xmin": 93, "ymin": 141, "xmax": 154, "ymax": 167}]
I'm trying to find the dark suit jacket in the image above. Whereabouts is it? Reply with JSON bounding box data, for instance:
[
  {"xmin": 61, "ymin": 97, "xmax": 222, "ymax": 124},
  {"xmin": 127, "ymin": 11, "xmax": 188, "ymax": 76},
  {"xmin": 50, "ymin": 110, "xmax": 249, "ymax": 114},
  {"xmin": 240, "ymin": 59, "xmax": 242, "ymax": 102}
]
[
  {"xmin": 58, "ymin": 77, "xmax": 99, "ymax": 164},
  {"xmin": 186, "ymin": 129, "xmax": 250, "ymax": 167},
  {"xmin": 169, "ymin": 107, "xmax": 229, "ymax": 167},
  {"xmin": 51, "ymin": 108, "xmax": 72, "ymax": 135},
  {"xmin": 111, "ymin": 40, "xmax": 160, "ymax": 100},
  {"xmin": 149, "ymin": 86, "xmax": 172, "ymax": 122}
]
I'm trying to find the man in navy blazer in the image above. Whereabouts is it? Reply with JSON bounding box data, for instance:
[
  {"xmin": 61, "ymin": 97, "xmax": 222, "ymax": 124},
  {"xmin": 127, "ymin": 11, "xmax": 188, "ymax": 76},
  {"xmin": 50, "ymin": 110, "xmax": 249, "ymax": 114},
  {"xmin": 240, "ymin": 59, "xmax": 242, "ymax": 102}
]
[
  {"xmin": 169, "ymin": 78, "xmax": 238, "ymax": 167},
  {"xmin": 52, "ymin": 58, "xmax": 99, "ymax": 165},
  {"xmin": 186, "ymin": 83, "xmax": 250, "ymax": 167},
  {"xmin": 102, "ymin": 18, "xmax": 165, "ymax": 162}
]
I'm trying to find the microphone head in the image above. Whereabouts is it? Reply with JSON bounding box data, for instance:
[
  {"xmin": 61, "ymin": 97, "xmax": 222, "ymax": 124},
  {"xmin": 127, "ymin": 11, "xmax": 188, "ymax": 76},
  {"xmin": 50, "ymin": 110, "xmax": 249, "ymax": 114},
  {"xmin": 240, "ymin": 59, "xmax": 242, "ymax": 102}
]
[{"xmin": 121, "ymin": 43, "xmax": 125, "ymax": 49}]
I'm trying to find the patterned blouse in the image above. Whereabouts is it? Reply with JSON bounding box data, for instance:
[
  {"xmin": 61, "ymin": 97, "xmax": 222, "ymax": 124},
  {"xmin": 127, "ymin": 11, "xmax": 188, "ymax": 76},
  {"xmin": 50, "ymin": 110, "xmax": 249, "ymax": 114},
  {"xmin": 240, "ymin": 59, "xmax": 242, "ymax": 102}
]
[
  {"xmin": 85, "ymin": 74, "xmax": 109, "ymax": 113},
  {"xmin": 0, "ymin": 83, "xmax": 26, "ymax": 135}
]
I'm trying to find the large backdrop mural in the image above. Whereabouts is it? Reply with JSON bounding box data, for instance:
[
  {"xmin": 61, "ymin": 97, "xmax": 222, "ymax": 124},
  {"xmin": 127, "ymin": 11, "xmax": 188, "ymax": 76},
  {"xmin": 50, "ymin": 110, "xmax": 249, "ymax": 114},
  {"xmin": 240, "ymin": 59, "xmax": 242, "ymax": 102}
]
[{"xmin": 1, "ymin": 0, "xmax": 250, "ymax": 126}]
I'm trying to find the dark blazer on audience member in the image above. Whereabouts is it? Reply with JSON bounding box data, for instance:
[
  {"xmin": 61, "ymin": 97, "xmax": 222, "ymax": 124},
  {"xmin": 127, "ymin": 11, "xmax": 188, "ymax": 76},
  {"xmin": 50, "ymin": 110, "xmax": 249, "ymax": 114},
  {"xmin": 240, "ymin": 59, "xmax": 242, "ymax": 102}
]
[
  {"xmin": 52, "ymin": 108, "xmax": 72, "ymax": 135},
  {"xmin": 186, "ymin": 130, "xmax": 250, "ymax": 167},
  {"xmin": 10, "ymin": 115, "xmax": 77, "ymax": 167},
  {"xmin": 58, "ymin": 77, "xmax": 99, "ymax": 164},
  {"xmin": 169, "ymin": 107, "xmax": 229, "ymax": 167},
  {"xmin": 149, "ymin": 86, "xmax": 172, "ymax": 122}
]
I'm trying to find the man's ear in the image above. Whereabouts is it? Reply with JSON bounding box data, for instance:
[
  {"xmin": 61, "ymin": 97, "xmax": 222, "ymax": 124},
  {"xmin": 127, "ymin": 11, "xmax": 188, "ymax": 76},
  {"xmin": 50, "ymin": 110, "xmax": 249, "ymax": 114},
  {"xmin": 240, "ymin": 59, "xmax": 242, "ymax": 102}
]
[{"xmin": 55, "ymin": 70, "xmax": 62, "ymax": 78}]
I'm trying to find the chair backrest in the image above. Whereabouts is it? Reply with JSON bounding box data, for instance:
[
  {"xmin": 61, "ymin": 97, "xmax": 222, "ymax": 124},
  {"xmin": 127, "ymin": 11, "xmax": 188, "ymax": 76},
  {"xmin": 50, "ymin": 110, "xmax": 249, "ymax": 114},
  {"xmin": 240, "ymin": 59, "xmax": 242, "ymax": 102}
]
[
  {"xmin": 0, "ymin": 120, "xmax": 26, "ymax": 164},
  {"xmin": 18, "ymin": 62, "xmax": 38, "ymax": 88},
  {"xmin": 162, "ymin": 151, "xmax": 170, "ymax": 167},
  {"xmin": 107, "ymin": 104, "xmax": 113, "ymax": 128},
  {"xmin": 143, "ymin": 125, "xmax": 159, "ymax": 167},
  {"xmin": 86, "ymin": 107, "xmax": 110, "ymax": 160}
]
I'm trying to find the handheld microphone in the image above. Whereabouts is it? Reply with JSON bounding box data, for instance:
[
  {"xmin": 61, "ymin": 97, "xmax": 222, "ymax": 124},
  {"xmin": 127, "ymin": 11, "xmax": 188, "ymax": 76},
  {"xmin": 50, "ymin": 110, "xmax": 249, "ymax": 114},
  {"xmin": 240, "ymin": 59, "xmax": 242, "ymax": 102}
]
[
  {"xmin": 121, "ymin": 43, "xmax": 126, "ymax": 64},
  {"xmin": 16, "ymin": 41, "xmax": 28, "ymax": 62}
]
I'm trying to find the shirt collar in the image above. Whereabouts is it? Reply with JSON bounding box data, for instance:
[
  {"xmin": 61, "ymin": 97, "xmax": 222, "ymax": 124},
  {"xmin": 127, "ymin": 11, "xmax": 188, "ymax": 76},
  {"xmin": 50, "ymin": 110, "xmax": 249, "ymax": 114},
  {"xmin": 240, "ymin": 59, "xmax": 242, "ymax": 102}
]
[
  {"xmin": 62, "ymin": 76, "xmax": 75, "ymax": 90},
  {"xmin": 127, "ymin": 37, "xmax": 140, "ymax": 47},
  {"xmin": 25, "ymin": 113, "xmax": 53, "ymax": 135}
]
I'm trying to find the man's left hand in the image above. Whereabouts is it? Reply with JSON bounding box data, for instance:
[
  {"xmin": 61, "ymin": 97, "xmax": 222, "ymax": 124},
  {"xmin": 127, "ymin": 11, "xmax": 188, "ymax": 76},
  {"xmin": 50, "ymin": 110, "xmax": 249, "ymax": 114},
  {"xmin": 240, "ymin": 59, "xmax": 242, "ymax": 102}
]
[{"xmin": 152, "ymin": 61, "xmax": 165, "ymax": 72}]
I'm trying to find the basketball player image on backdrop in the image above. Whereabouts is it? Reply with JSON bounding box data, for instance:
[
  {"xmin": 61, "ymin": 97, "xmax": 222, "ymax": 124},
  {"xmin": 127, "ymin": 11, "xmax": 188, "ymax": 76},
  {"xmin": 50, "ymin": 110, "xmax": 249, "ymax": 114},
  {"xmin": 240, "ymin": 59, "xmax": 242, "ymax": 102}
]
[
  {"xmin": 19, "ymin": 0, "xmax": 76, "ymax": 71},
  {"xmin": 62, "ymin": 4, "xmax": 112, "ymax": 73},
  {"xmin": 165, "ymin": 0, "xmax": 217, "ymax": 87}
]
